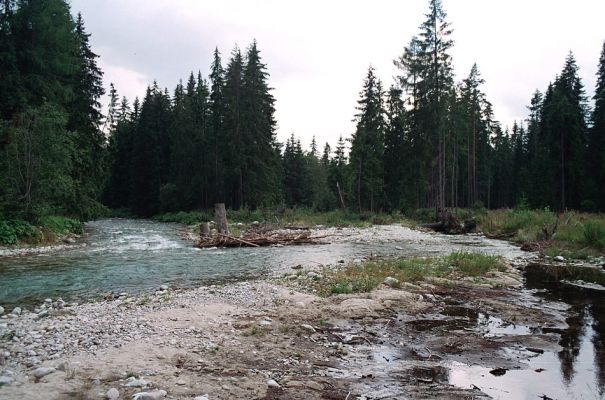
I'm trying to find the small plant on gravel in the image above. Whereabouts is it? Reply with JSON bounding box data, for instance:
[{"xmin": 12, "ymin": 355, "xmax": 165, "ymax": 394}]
[
  {"xmin": 443, "ymin": 252, "xmax": 504, "ymax": 276},
  {"xmin": 313, "ymin": 252, "xmax": 506, "ymax": 297}
]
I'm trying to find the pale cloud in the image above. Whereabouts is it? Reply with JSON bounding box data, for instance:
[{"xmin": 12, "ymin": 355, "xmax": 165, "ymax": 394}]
[
  {"xmin": 70, "ymin": 0, "xmax": 605, "ymax": 149},
  {"xmin": 99, "ymin": 61, "xmax": 149, "ymax": 106}
]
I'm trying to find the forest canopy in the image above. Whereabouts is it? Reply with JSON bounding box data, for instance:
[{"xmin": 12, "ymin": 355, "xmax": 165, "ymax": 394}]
[{"xmin": 1, "ymin": 0, "xmax": 604, "ymax": 224}]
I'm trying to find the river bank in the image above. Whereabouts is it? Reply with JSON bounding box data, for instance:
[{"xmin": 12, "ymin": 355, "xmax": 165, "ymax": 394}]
[
  {"xmin": 2, "ymin": 254, "xmax": 605, "ymax": 399},
  {"xmin": 1, "ymin": 220, "xmax": 604, "ymax": 399}
]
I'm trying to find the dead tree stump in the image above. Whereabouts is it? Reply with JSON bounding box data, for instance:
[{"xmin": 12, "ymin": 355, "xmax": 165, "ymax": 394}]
[
  {"xmin": 200, "ymin": 222, "xmax": 210, "ymax": 237},
  {"xmin": 214, "ymin": 203, "xmax": 229, "ymax": 235}
]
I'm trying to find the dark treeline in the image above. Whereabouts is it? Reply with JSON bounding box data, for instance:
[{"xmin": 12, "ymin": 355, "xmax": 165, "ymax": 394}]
[
  {"xmin": 1, "ymin": 0, "xmax": 605, "ymax": 224},
  {"xmin": 0, "ymin": 0, "xmax": 105, "ymax": 221},
  {"xmin": 103, "ymin": 42, "xmax": 282, "ymax": 216}
]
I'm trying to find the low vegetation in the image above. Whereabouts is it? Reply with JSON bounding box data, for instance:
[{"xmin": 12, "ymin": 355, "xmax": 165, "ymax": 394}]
[
  {"xmin": 313, "ymin": 252, "xmax": 505, "ymax": 297},
  {"xmin": 153, "ymin": 208, "xmax": 415, "ymax": 228},
  {"xmin": 0, "ymin": 216, "xmax": 83, "ymax": 246},
  {"xmin": 478, "ymin": 209, "xmax": 605, "ymax": 256}
]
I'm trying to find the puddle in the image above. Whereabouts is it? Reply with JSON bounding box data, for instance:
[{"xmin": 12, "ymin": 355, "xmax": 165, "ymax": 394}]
[{"xmin": 448, "ymin": 264, "xmax": 605, "ymax": 399}]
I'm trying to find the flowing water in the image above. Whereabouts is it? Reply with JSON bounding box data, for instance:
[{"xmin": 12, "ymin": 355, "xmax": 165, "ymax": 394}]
[{"xmin": 0, "ymin": 218, "xmax": 526, "ymax": 307}]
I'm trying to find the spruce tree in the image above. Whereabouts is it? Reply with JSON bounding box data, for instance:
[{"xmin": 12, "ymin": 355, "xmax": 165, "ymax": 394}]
[
  {"xmin": 223, "ymin": 47, "xmax": 244, "ymax": 208},
  {"xmin": 588, "ymin": 41, "xmax": 605, "ymax": 210},
  {"xmin": 383, "ymin": 86, "xmax": 408, "ymax": 210},
  {"xmin": 348, "ymin": 66, "xmax": 385, "ymax": 212},
  {"xmin": 241, "ymin": 40, "xmax": 280, "ymax": 207}
]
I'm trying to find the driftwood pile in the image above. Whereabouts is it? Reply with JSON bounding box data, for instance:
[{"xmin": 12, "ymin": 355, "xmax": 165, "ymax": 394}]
[
  {"xmin": 196, "ymin": 203, "xmax": 327, "ymax": 248},
  {"xmin": 418, "ymin": 210, "xmax": 476, "ymax": 234},
  {"xmin": 196, "ymin": 230, "xmax": 326, "ymax": 248}
]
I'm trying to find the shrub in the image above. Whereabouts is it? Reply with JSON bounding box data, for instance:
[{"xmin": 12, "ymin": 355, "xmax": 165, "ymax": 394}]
[
  {"xmin": 0, "ymin": 220, "xmax": 37, "ymax": 245},
  {"xmin": 581, "ymin": 220, "xmax": 605, "ymax": 250}
]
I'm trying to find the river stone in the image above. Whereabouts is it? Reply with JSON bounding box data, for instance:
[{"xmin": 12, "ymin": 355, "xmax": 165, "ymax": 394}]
[
  {"xmin": 33, "ymin": 366, "xmax": 56, "ymax": 379},
  {"xmin": 126, "ymin": 377, "xmax": 151, "ymax": 387},
  {"xmin": 194, "ymin": 396, "xmax": 209, "ymax": 400},
  {"xmin": 159, "ymin": 285, "xmax": 169, "ymax": 291},
  {"xmin": 132, "ymin": 390, "xmax": 167, "ymax": 400},
  {"xmin": 300, "ymin": 324, "xmax": 316, "ymax": 333},
  {"xmin": 267, "ymin": 379, "xmax": 280, "ymax": 388},
  {"xmin": 383, "ymin": 276, "xmax": 399, "ymax": 288},
  {"xmin": 11, "ymin": 307, "xmax": 21, "ymax": 315},
  {"xmin": 0, "ymin": 306, "xmax": 4, "ymax": 315},
  {"xmin": 554, "ymin": 255, "xmax": 565, "ymax": 262},
  {"xmin": 106, "ymin": 388, "xmax": 120, "ymax": 400},
  {"xmin": 0, "ymin": 375, "xmax": 14, "ymax": 386}
]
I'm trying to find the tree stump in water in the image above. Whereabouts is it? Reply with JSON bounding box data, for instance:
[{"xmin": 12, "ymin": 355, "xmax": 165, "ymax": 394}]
[
  {"xmin": 214, "ymin": 203, "xmax": 229, "ymax": 235},
  {"xmin": 200, "ymin": 222, "xmax": 210, "ymax": 237}
]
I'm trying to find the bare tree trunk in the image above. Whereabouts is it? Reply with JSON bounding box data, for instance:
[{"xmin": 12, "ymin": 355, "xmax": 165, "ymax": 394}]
[
  {"xmin": 200, "ymin": 222, "xmax": 210, "ymax": 237},
  {"xmin": 561, "ymin": 131, "xmax": 565, "ymax": 210},
  {"xmin": 214, "ymin": 203, "xmax": 229, "ymax": 235},
  {"xmin": 357, "ymin": 159, "xmax": 363, "ymax": 213},
  {"xmin": 336, "ymin": 181, "xmax": 346, "ymax": 210}
]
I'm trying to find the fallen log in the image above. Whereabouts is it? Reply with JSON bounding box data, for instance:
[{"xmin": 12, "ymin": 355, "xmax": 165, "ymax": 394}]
[{"xmin": 196, "ymin": 231, "xmax": 330, "ymax": 248}]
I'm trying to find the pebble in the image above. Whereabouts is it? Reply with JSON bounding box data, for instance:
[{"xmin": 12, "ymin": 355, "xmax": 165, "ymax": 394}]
[
  {"xmin": 106, "ymin": 387, "xmax": 120, "ymax": 400},
  {"xmin": 194, "ymin": 396, "xmax": 209, "ymax": 400},
  {"xmin": 126, "ymin": 377, "xmax": 151, "ymax": 387},
  {"xmin": 33, "ymin": 366, "xmax": 56, "ymax": 379},
  {"xmin": 554, "ymin": 255, "xmax": 565, "ymax": 262},
  {"xmin": 267, "ymin": 379, "xmax": 280, "ymax": 388},
  {"xmin": 0, "ymin": 306, "xmax": 4, "ymax": 315},
  {"xmin": 0, "ymin": 375, "xmax": 14, "ymax": 386},
  {"xmin": 132, "ymin": 390, "xmax": 167, "ymax": 400},
  {"xmin": 300, "ymin": 324, "xmax": 316, "ymax": 333},
  {"xmin": 11, "ymin": 307, "xmax": 22, "ymax": 315},
  {"xmin": 159, "ymin": 285, "xmax": 169, "ymax": 291},
  {"xmin": 307, "ymin": 271, "xmax": 320, "ymax": 280},
  {"xmin": 383, "ymin": 277, "xmax": 400, "ymax": 288}
]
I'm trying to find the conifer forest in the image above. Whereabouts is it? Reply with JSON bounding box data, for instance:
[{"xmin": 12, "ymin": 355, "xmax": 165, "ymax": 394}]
[{"xmin": 1, "ymin": 0, "xmax": 604, "ymax": 222}]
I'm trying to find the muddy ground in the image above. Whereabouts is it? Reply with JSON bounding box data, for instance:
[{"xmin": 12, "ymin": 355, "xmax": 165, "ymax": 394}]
[{"xmin": 0, "ymin": 259, "xmax": 574, "ymax": 400}]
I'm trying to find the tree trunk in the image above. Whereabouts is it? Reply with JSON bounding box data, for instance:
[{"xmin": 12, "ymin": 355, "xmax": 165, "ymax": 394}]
[
  {"xmin": 336, "ymin": 181, "xmax": 346, "ymax": 210},
  {"xmin": 214, "ymin": 203, "xmax": 229, "ymax": 235},
  {"xmin": 200, "ymin": 222, "xmax": 210, "ymax": 237}
]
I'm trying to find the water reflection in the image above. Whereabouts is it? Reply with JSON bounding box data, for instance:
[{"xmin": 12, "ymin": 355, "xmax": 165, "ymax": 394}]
[{"xmin": 525, "ymin": 264, "xmax": 605, "ymax": 397}]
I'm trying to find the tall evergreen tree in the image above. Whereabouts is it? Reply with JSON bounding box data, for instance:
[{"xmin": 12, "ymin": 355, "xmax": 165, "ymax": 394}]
[
  {"xmin": 241, "ymin": 40, "xmax": 281, "ymax": 207},
  {"xmin": 383, "ymin": 86, "xmax": 408, "ymax": 210},
  {"xmin": 209, "ymin": 48, "xmax": 226, "ymax": 203},
  {"xmin": 348, "ymin": 66, "xmax": 385, "ymax": 212},
  {"xmin": 588, "ymin": 41, "xmax": 605, "ymax": 210}
]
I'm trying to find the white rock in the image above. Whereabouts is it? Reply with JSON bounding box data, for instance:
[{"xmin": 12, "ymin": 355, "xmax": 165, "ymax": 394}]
[
  {"xmin": 194, "ymin": 396, "xmax": 209, "ymax": 400},
  {"xmin": 11, "ymin": 307, "xmax": 21, "ymax": 315},
  {"xmin": 554, "ymin": 255, "xmax": 565, "ymax": 262},
  {"xmin": 395, "ymin": 246, "xmax": 404, "ymax": 250},
  {"xmin": 307, "ymin": 271, "xmax": 320, "ymax": 280},
  {"xmin": 0, "ymin": 306, "xmax": 4, "ymax": 315},
  {"xmin": 0, "ymin": 375, "xmax": 14, "ymax": 386},
  {"xmin": 126, "ymin": 377, "xmax": 151, "ymax": 387},
  {"xmin": 267, "ymin": 379, "xmax": 280, "ymax": 388},
  {"xmin": 33, "ymin": 367, "xmax": 56, "ymax": 379},
  {"xmin": 300, "ymin": 324, "xmax": 316, "ymax": 333},
  {"xmin": 383, "ymin": 277, "xmax": 399, "ymax": 288},
  {"xmin": 106, "ymin": 388, "xmax": 120, "ymax": 400},
  {"xmin": 159, "ymin": 285, "xmax": 169, "ymax": 291},
  {"xmin": 56, "ymin": 361, "xmax": 70, "ymax": 372},
  {"xmin": 132, "ymin": 390, "xmax": 167, "ymax": 400},
  {"xmin": 44, "ymin": 298, "xmax": 52, "ymax": 303}
]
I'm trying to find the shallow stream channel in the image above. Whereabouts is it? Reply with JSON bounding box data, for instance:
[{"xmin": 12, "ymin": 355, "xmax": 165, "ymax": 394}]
[
  {"xmin": 1, "ymin": 219, "xmax": 604, "ymax": 399},
  {"xmin": 0, "ymin": 218, "xmax": 524, "ymax": 306}
]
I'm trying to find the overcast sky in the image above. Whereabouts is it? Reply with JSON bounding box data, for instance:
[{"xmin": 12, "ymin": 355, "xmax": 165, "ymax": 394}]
[{"xmin": 69, "ymin": 0, "xmax": 605, "ymax": 150}]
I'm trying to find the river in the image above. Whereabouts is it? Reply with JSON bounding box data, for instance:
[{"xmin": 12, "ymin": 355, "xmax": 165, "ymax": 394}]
[{"xmin": 0, "ymin": 218, "xmax": 527, "ymax": 306}]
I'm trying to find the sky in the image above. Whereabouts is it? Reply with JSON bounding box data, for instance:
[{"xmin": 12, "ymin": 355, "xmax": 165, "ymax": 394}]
[{"xmin": 69, "ymin": 0, "xmax": 605, "ymax": 150}]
